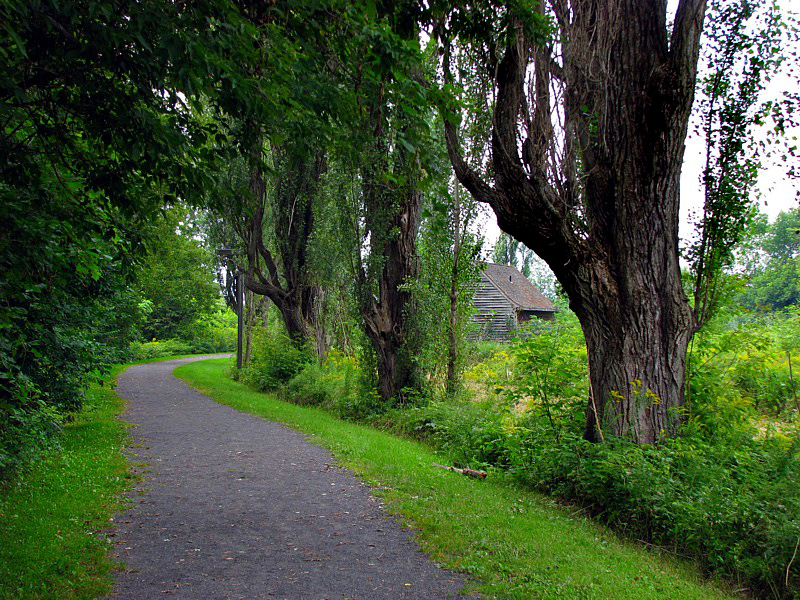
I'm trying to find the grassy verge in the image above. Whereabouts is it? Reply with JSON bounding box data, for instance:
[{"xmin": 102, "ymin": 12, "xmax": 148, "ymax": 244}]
[
  {"xmin": 0, "ymin": 355, "xmax": 212, "ymax": 599},
  {"xmin": 0, "ymin": 365, "xmax": 130, "ymax": 599},
  {"xmin": 177, "ymin": 358, "xmax": 733, "ymax": 599}
]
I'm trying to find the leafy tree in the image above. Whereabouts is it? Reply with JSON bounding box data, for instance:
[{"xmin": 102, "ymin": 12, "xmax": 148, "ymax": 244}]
[
  {"xmin": 0, "ymin": 0, "xmax": 266, "ymax": 473},
  {"xmin": 206, "ymin": 3, "xmax": 363, "ymax": 351},
  {"xmin": 335, "ymin": 2, "xmax": 433, "ymax": 404},
  {"xmin": 238, "ymin": 139, "xmax": 327, "ymax": 345},
  {"xmin": 687, "ymin": 0, "xmax": 796, "ymax": 327},
  {"xmin": 740, "ymin": 209, "xmax": 800, "ymax": 310},
  {"xmin": 134, "ymin": 206, "xmax": 221, "ymax": 341},
  {"xmin": 412, "ymin": 179, "xmax": 484, "ymax": 396}
]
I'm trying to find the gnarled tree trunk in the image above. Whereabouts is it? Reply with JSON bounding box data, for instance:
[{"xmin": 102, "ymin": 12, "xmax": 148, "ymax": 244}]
[
  {"xmin": 241, "ymin": 141, "xmax": 326, "ymax": 346},
  {"xmin": 358, "ymin": 145, "xmax": 422, "ymax": 403},
  {"xmin": 443, "ymin": 0, "xmax": 707, "ymax": 443}
]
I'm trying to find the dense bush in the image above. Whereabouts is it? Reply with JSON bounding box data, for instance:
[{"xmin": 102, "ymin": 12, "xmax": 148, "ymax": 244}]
[
  {"xmin": 127, "ymin": 309, "xmax": 236, "ymax": 361},
  {"xmin": 239, "ymin": 330, "xmax": 313, "ymax": 392},
  {"xmin": 128, "ymin": 339, "xmax": 195, "ymax": 361},
  {"xmin": 285, "ymin": 350, "xmax": 385, "ymax": 420}
]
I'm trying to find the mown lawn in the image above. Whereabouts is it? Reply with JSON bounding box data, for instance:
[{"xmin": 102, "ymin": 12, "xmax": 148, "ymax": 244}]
[{"xmin": 177, "ymin": 358, "xmax": 733, "ymax": 599}]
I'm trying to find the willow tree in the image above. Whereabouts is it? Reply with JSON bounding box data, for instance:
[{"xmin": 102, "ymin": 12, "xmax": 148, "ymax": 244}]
[
  {"xmin": 441, "ymin": 1, "xmax": 707, "ymax": 443},
  {"xmin": 241, "ymin": 141, "xmax": 326, "ymax": 344}
]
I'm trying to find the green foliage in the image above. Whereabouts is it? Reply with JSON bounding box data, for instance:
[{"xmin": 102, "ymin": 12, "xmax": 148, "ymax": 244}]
[
  {"xmin": 0, "ymin": 187, "xmax": 143, "ymax": 475},
  {"xmin": 126, "ymin": 307, "xmax": 236, "ymax": 362},
  {"xmin": 689, "ymin": 309, "xmax": 800, "ymax": 418},
  {"xmin": 687, "ymin": 0, "xmax": 798, "ymax": 326},
  {"xmin": 503, "ymin": 314, "xmax": 588, "ymax": 442},
  {"xmin": 406, "ymin": 314, "xmax": 800, "ymax": 597},
  {"xmin": 0, "ymin": 0, "xmax": 263, "ymax": 475},
  {"xmin": 127, "ymin": 340, "xmax": 194, "ymax": 362},
  {"xmin": 409, "ymin": 181, "xmax": 484, "ymax": 395},
  {"xmin": 512, "ymin": 431, "xmax": 800, "ymax": 598},
  {"xmin": 134, "ymin": 206, "xmax": 221, "ymax": 342},
  {"xmin": 391, "ymin": 398, "xmax": 516, "ymax": 468},
  {"xmin": 286, "ymin": 350, "xmax": 385, "ymax": 421},
  {"xmin": 239, "ymin": 330, "xmax": 313, "ymax": 392},
  {"xmin": 0, "ymin": 400, "xmax": 63, "ymax": 478},
  {"xmin": 740, "ymin": 209, "xmax": 800, "ymax": 311}
]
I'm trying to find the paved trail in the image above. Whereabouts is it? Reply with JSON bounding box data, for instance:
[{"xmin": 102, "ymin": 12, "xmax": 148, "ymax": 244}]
[{"xmin": 111, "ymin": 356, "xmax": 471, "ymax": 599}]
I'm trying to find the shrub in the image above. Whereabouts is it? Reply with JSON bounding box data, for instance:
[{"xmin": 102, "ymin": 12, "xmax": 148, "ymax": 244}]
[
  {"xmin": 240, "ymin": 330, "xmax": 312, "ymax": 391},
  {"xmin": 128, "ymin": 339, "xmax": 194, "ymax": 361},
  {"xmin": 0, "ymin": 391, "xmax": 63, "ymax": 478},
  {"xmin": 285, "ymin": 350, "xmax": 386, "ymax": 421}
]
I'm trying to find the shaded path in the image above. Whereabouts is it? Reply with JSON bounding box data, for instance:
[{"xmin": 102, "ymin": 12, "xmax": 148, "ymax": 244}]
[{"xmin": 111, "ymin": 357, "xmax": 470, "ymax": 599}]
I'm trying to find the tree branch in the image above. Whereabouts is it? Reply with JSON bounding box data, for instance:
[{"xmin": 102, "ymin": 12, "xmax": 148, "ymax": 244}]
[{"xmin": 670, "ymin": 0, "xmax": 708, "ymax": 91}]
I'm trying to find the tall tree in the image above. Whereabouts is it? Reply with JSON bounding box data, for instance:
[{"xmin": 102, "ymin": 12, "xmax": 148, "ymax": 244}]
[
  {"xmin": 240, "ymin": 140, "xmax": 326, "ymax": 344},
  {"xmin": 413, "ymin": 179, "xmax": 483, "ymax": 396},
  {"xmin": 0, "ymin": 0, "xmax": 265, "ymax": 471},
  {"xmin": 356, "ymin": 134, "xmax": 424, "ymax": 403},
  {"xmin": 341, "ymin": 1, "xmax": 432, "ymax": 403},
  {"xmin": 441, "ymin": 1, "xmax": 707, "ymax": 443},
  {"xmin": 687, "ymin": 0, "xmax": 794, "ymax": 327}
]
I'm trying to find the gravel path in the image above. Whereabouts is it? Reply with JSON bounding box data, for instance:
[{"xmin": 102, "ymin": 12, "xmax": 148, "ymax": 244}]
[{"xmin": 111, "ymin": 356, "xmax": 472, "ymax": 599}]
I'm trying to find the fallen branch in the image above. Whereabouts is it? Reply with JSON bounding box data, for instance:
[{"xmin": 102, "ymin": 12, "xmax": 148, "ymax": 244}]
[{"xmin": 432, "ymin": 463, "xmax": 487, "ymax": 480}]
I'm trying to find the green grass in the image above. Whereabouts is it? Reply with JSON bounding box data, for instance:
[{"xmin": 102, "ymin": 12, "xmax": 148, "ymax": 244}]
[
  {"xmin": 177, "ymin": 358, "xmax": 734, "ymax": 599},
  {"xmin": 0, "ymin": 354, "xmax": 226, "ymax": 599},
  {"xmin": 0, "ymin": 365, "xmax": 131, "ymax": 599}
]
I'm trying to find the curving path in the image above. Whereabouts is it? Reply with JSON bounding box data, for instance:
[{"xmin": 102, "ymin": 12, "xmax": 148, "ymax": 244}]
[{"xmin": 111, "ymin": 356, "xmax": 471, "ymax": 599}]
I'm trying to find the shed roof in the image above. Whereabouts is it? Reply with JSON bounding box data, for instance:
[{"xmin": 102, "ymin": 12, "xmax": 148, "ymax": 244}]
[{"xmin": 483, "ymin": 263, "xmax": 555, "ymax": 312}]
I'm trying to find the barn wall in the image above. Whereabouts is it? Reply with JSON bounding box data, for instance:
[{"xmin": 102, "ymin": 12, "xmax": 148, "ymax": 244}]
[{"xmin": 472, "ymin": 273, "xmax": 516, "ymax": 340}]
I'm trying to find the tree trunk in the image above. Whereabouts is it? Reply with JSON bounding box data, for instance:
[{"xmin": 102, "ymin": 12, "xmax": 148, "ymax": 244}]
[
  {"xmin": 350, "ymin": 1, "xmax": 427, "ymax": 404},
  {"xmin": 569, "ymin": 251, "xmax": 694, "ymax": 444},
  {"xmin": 442, "ymin": 0, "xmax": 707, "ymax": 443},
  {"xmin": 244, "ymin": 288, "xmax": 254, "ymax": 366},
  {"xmin": 359, "ymin": 182, "xmax": 421, "ymax": 403},
  {"xmin": 240, "ymin": 142, "xmax": 325, "ymax": 347},
  {"xmin": 446, "ymin": 183, "xmax": 461, "ymax": 396}
]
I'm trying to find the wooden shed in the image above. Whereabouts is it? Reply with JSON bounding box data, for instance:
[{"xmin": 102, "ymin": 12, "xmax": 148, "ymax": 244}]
[{"xmin": 472, "ymin": 263, "xmax": 556, "ymax": 340}]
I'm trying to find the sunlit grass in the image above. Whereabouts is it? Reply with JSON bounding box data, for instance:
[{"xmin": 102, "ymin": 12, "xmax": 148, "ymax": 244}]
[
  {"xmin": 177, "ymin": 358, "xmax": 733, "ymax": 599},
  {"xmin": 0, "ymin": 366, "xmax": 130, "ymax": 599}
]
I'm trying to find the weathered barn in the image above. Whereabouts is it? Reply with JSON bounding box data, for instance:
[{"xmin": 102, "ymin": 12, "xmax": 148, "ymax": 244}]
[{"xmin": 473, "ymin": 263, "xmax": 556, "ymax": 340}]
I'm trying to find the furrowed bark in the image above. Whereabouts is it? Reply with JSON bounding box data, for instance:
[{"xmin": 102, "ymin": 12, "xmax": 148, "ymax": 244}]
[{"xmin": 442, "ymin": 1, "xmax": 706, "ymax": 443}]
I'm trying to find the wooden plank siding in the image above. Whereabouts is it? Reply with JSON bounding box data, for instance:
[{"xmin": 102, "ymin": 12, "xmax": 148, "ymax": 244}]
[
  {"xmin": 472, "ymin": 271, "xmax": 518, "ymax": 340},
  {"xmin": 472, "ymin": 264, "xmax": 556, "ymax": 340}
]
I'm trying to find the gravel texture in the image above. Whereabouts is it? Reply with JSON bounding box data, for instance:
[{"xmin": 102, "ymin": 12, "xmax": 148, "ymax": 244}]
[{"xmin": 110, "ymin": 356, "xmax": 472, "ymax": 599}]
